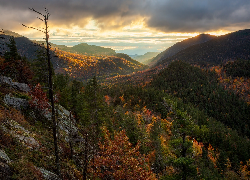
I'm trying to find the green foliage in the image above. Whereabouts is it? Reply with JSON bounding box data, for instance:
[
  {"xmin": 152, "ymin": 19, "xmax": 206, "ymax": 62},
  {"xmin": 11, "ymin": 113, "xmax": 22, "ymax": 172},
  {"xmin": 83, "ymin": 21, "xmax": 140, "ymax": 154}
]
[
  {"xmin": 1, "ymin": 37, "xmax": 33, "ymax": 83},
  {"xmin": 150, "ymin": 118, "xmax": 166, "ymax": 174},
  {"xmin": 4, "ymin": 36, "xmax": 21, "ymax": 62},
  {"xmin": 31, "ymin": 49, "xmax": 49, "ymax": 86},
  {"xmin": 53, "ymin": 73, "xmax": 70, "ymax": 91},
  {"xmin": 164, "ymin": 97, "xmax": 197, "ymax": 179},
  {"xmin": 71, "ymin": 43, "xmax": 116, "ymax": 56},
  {"xmin": 77, "ymin": 77, "xmax": 106, "ymax": 131},
  {"xmin": 151, "ymin": 61, "xmax": 250, "ymax": 137}
]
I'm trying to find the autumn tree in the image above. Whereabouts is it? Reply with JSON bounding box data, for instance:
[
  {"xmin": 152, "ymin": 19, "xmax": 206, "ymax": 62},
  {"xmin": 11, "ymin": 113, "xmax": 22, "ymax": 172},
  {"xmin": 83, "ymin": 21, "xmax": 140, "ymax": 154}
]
[{"xmin": 89, "ymin": 128, "xmax": 157, "ymax": 180}]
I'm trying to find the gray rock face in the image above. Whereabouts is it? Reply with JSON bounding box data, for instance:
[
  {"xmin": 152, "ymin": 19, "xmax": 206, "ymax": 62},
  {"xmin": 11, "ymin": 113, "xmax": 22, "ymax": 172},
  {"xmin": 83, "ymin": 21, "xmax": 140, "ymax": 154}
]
[
  {"xmin": 0, "ymin": 76, "xmax": 30, "ymax": 92},
  {"xmin": 4, "ymin": 94, "xmax": 29, "ymax": 110},
  {"xmin": 1, "ymin": 119, "xmax": 40, "ymax": 149},
  {"xmin": 38, "ymin": 167, "xmax": 61, "ymax": 180},
  {"xmin": 0, "ymin": 150, "xmax": 11, "ymax": 164}
]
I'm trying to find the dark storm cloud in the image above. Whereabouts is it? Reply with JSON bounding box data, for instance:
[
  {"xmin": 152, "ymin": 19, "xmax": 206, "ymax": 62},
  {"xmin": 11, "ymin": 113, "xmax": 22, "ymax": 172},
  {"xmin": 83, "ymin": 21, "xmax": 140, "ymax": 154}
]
[
  {"xmin": 146, "ymin": 0, "xmax": 250, "ymax": 32},
  {"xmin": 1, "ymin": 0, "xmax": 250, "ymax": 32},
  {"xmin": 0, "ymin": 0, "xmax": 145, "ymax": 30}
]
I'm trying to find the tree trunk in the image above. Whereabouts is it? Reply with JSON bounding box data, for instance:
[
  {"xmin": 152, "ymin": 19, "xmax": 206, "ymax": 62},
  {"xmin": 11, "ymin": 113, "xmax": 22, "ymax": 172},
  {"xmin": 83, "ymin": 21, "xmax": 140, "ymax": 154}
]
[{"xmin": 45, "ymin": 16, "xmax": 61, "ymax": 177}]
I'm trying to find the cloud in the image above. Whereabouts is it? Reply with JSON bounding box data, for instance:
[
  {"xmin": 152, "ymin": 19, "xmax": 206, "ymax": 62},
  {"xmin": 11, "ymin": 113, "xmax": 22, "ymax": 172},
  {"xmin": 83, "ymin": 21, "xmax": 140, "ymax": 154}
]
[
  {"xmin": 146, "ymin": 0, "xmax": 250, "ymax": 32},
  {"xmin": 0, "ymin": 0, "xmax": 250, "ymax": 33}
]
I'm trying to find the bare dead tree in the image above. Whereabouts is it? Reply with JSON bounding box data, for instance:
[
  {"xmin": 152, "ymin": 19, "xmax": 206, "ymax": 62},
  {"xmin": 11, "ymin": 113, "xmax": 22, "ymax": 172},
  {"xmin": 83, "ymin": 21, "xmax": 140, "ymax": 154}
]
[{"xmin": 22, "ymin": 8, "xmax": 61, "ymax": 176}]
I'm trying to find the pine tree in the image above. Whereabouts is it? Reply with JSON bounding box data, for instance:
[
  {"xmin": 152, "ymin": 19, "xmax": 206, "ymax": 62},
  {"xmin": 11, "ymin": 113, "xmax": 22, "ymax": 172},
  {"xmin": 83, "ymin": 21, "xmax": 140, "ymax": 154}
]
[
  {"xmin": 164, "ymin": 97, "xmax": 197, "ymax": 180},
  {"xmin": 4, "ymin": 36, "xmax": 21, "ymax": 62},
  {"xmin": 2, "ymin": 36, "xmax": 32, "ymax": 83},
  {"xmin": 32, "ymin": 49, "xmax": 49, "ymax": 86}
]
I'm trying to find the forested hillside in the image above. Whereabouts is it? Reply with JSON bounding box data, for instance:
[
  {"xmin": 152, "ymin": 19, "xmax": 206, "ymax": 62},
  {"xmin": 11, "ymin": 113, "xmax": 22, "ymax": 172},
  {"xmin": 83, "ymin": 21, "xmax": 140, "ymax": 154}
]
[
  {"xmin": 54, "ymin": 49, "xmax": 147, "ymax": 82},
  {"xmin": 150, "ymin": 34, "xmax": 215, "ymax": 66},
  {"xmin": 0, "ymin": 31, "xmax": 147, "ymax": 83},
  {"xmin": 132, "ymin": 52, "xmax": 159, "ymax": 64},
  {"xmin": 46, "ymin": 42, "xmax": 116, "ymax": 56},
  {"xmin": 156, "ymin": 29, "xmax": 250, "ymax": 67}
]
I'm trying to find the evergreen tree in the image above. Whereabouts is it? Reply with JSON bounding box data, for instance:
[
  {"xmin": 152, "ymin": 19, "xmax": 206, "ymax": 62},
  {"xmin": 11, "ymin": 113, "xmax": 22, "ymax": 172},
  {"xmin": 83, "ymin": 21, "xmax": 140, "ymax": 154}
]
[
  {"xmin": 2, "ymin": 36, "xmax": 32, "ymax": 83},
  {"xmin": 4, "ymin": 36, "xmax": 21, "ymax": 62},
  {"xmin": 164, "ymin": 97, "xmax": 197, "ymax": 180},
  {"xmin": 32, "ymin": 49, "xmax": 49, "ymax": 86}
]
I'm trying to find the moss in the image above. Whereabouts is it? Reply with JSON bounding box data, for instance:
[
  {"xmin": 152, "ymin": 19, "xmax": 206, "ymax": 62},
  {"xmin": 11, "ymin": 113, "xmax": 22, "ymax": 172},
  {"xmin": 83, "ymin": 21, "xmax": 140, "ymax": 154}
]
[{"xmin": 13, "ymin": 92, "xmax": 31, "ymax": 101}]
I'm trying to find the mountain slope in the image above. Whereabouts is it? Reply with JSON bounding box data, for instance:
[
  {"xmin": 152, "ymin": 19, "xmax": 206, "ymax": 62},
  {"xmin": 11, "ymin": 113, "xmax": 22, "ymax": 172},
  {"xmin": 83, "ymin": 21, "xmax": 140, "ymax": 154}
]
[
  {"xmin": 150, "ymin": 34, "xmax": 216, "ymax": 66},
  {"xmin": 132, "ymin": 52, "xmax": 159, "ymax": 64},
  {"xmin": 54, "ymin": 49, "xmax": 147, "ymax": 82},
  {"xmin": 46, "ymin": 42, "xmax": 116, "ymax": 56},
  {"xmin": 71, "ymin": 43, "xmax": 116, "ymax": 56},
  {"xmin": 0, "ymin": 31, "xmax": 147, "ymax": 82},
  {"xmin": 156, "ymin": 29, "xmax": 250, "ymax": 67}
]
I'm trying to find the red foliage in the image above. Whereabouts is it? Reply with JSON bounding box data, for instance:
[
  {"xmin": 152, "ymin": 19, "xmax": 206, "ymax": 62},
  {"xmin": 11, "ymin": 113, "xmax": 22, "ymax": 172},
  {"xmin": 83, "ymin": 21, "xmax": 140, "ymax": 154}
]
[{"xmin": 29, "ymin": 83, "xmax": 49, "ymax": 110}]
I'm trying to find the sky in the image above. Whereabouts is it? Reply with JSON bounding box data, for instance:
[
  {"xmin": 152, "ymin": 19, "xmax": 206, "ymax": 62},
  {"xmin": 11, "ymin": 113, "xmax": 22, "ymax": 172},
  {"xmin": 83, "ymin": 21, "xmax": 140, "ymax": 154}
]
[{"xmin": 1, "ymin": 0, "xmax": 250, "ymax": 55}]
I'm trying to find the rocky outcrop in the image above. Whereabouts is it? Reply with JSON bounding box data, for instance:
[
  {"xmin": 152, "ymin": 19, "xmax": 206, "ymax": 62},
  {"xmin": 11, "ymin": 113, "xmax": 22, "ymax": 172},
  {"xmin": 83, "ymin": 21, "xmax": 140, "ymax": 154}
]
[
  {"xmin": 0, "ymin": 149, "xmax": 12, "ymax": 180},
  {"xmin": 1, "ymin": 119, "xmax": 40, "ymax": 149},
  {"xmin": 38, "ymin": 167, "xmax": 61, "ymax": 180},
  {"xmin": 0, "ymin": 76, "xmax": 30, "ymax": 92},
  {"xmin": 4, "ymin": 93, "xmax": 29, "ymax": 110},
  {"xmin": 0, "ymin": 150, "xmax": 11, "ymax": 164}
]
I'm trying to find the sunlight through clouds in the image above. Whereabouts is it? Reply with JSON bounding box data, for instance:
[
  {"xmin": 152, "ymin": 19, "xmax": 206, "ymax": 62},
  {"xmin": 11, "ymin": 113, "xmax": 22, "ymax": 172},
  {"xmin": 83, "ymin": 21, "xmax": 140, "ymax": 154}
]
[{"xmin": 1, "ymin": 0, "xmax": 250, "ymax": 54}]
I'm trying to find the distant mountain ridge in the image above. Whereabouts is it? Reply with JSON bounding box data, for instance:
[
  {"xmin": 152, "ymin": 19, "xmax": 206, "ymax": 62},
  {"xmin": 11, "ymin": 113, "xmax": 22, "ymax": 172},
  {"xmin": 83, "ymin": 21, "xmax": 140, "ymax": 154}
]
[
  {"xmin": 132, "ymin": 52, "xmax": 159, "ymax": 64},
  {"xmin": 156, "ymin": 29, "xmax": 250, "ymax": 67},
  {"xmin": 150, "ymin": 34, "xmax": 216, "ymax": 66},
  {"xmin": 37, "ymin": 42, "xmax": 116, "ymax": 56},
  {"xmin": 0, "ymin": 30, "xmax": 147, "ymax": 82}
]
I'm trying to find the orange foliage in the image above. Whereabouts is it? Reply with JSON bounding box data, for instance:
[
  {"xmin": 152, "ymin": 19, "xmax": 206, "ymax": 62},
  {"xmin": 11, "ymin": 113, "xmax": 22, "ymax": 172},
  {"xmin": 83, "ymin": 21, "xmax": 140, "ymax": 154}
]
[
  {"xmin": 239, "ymin": 160, "xmax": 250, "ymax": 179},
  {"xmin": 89, "ymin": 128, "xmax": 157, "ymax": 180},
  {"xmin": 54, "ymin": 49, "xmax": 145, "ymax": 81},
  {"xmin": 211, "ymin": 66, "xmax": 250, "ymax": 104},
  {"xmin": 0, "ymin": 105, "xmax": 27, "ymax": 126},
  {"xmin": 192, "ymin": 139, "xmax": 203, "ymax": 157},
  {"xmin": 207, "ymin": 143, "xmax": 219, "ymax": 168}
]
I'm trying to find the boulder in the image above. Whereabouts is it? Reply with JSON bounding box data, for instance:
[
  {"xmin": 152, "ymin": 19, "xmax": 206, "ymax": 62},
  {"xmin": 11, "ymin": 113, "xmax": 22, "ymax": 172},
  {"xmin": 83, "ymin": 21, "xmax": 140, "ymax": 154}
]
[
  {"xmin": 38, "ymin": 167, "xmax": 61, "ymax": 180},
  {"xmin": 0, "ymin": 76, "xmax": 30, "ymax": 92},
  {"xmin": 4, "ymin": 94, "xmax": 29, "ymax": 110},
  {"xmin": 0, "ymin": 149, "xmax": 11, "ymax": 164}
]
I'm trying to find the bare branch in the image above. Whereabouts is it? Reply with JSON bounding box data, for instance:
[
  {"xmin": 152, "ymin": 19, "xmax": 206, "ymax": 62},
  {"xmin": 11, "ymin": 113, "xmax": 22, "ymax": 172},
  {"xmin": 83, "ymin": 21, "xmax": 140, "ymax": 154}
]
[
  {"xmin": 29, "ymin": 7, "xmax": 43, "ymax": 16},
  {"xmin": 36, "ymin": 16, "xmax": 44, "ymax": 21},
  {"xmin": 22, "ymin": 24, "xmax": 45, "ymax": 33}
]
